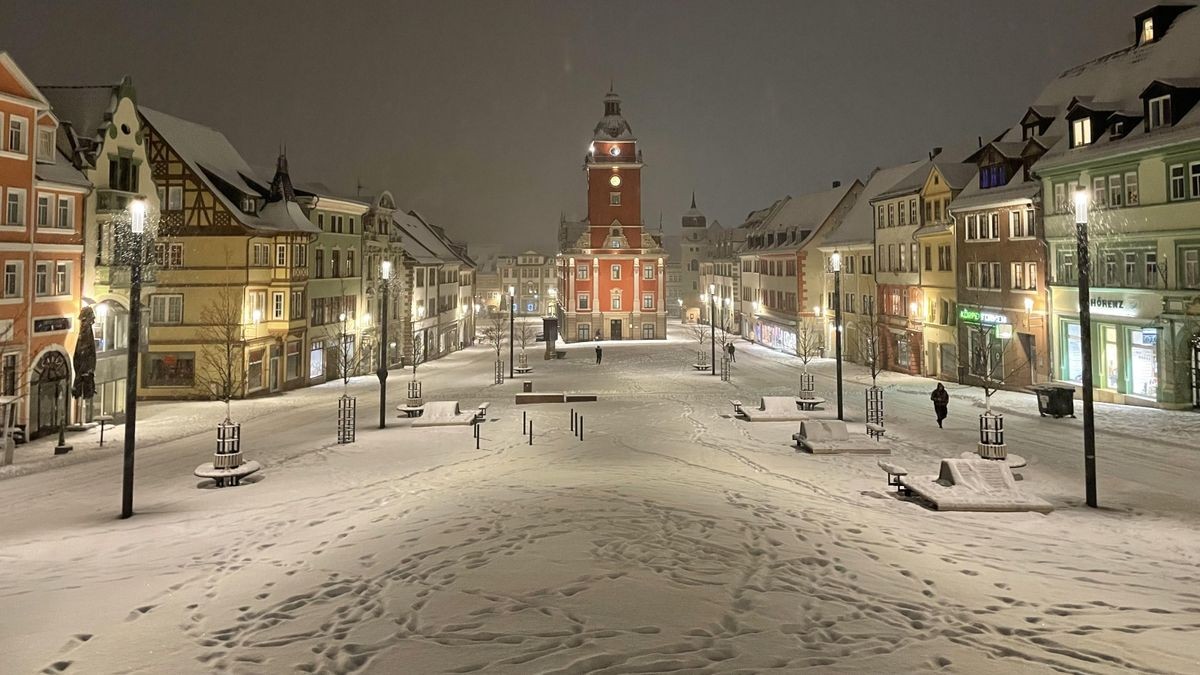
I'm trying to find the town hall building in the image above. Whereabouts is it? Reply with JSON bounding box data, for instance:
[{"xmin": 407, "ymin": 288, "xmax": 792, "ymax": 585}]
[{"xmin": 557, "ymin": 88, "xmax": 668, "ymax": 342}]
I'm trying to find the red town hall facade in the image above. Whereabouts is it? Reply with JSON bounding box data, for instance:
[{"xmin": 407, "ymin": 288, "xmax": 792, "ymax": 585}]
[{"xmin": 557, "ymin": 89, "xmax": 668, "ymax": 342}]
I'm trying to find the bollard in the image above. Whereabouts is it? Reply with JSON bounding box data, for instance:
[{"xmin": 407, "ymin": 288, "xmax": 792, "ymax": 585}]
[
  {"xmin": 529, "ymin": 420, "xmax": 533, "ymax": 445},
  {"xmin": 476, "ymin": 424, "xmax": 480, "ymax": 449},
  {"xmin": 579, "ymin": 416, "xmax": 584, "ymax": 441},
  {"xmin": 570, "ymin": 408, "xmax": 575, "ymax": 432},
  {"xmin": 522, "ymin": 410, "xmax": 527, "ymax": 434}
]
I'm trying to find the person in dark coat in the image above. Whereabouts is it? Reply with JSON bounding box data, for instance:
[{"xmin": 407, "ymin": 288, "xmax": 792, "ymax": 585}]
[
  {"xmin": 726, "ymin": 342, "xmax": 736, "ymax": 362},
  {"xmin": 931, "ymin": 383, "xmax": 949, "ymax": 428},
  {"xmin": 595, "ymin": 345, "xmax": 602, "ymax": 365}
]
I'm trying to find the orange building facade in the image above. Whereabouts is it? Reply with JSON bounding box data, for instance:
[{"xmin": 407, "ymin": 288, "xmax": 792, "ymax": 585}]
[
  {"xmin": 557, "ymin": 89, "xmax": 667, "ymax": 342},
  {"xmin": 0, "ymin": 53, "xmax": 89, "ymax": 438}
]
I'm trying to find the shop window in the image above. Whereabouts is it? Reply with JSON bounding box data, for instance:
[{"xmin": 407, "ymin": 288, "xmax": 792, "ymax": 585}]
[
  {"xmin": 578, "ymin": 324, "xmax": 590, "ymax": 341},
  {"xmin": 1129, "ymin": 329, "xmax": 1159, "ymax": 398},
  {"xmin": 1103, "ymin": 326, "xmax": 1119, "ymax": 390},
  {"xmin": 642, "ymin": 324, "xmax": 655, "ymax": 339},
  {"xmin": 144, "ymin": 352, "xmax": 195, "ymax": 387},
  {"xmin": 286, "ymin": 341, "xmax": 301, "ymax": 380},
  {"xmin": 1064, "ymin": 322, "xmax": 1083, "ymax": 383},
  {"xmin": 248, "ymin": 349, "xmax": 265, "ymax": 392}
]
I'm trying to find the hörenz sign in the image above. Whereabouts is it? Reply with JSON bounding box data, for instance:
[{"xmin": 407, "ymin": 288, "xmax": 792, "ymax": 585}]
[
  {"xmin": 1087, "ymin": 295, "xmax": 1140, "ymax": 318},
  {"xmin": 958, "ymin": 307, "xmax": 1008, "ymax": 325}
]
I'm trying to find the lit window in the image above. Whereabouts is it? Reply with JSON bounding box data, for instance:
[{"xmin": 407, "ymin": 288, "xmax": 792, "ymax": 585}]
[
  {"xmin": 1141, "ymin": 17, "xmax": 1154, "ymax": 44},
  {"xmin": 1072, "ymin": 117, "xmax": 1092, "ymax": 147},
  {"xmin": 610, "ymin": 264, "xmax": 621, "ymax": 280},
  {"xmin": 37, "ymin": 128, "xmax": 54, "ymax": 162},
  {"xmin": 167, "ymin": 186, "xmax": 183, "ymax": 210},
  {"xmin": 273, "ymin": 292, "xmax": 285, "ymax": 319}
]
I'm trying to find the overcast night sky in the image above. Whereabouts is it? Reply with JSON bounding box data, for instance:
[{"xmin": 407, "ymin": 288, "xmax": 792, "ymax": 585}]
[{"xmin": 0, "ymin": 0, "xmax": 1145, "ymax": 251}]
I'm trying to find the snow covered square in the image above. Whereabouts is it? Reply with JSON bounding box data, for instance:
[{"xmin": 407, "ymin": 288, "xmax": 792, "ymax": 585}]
[{"xmin": 1, "ymin": 328, "xmax": 1197, "ymax": 674}]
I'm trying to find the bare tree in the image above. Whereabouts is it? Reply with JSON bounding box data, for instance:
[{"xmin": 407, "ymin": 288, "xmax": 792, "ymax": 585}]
[
  {"xmin": 796, "ymin": 315, "xmax": 823, "ymax": 374},
  {"xmin": 330, "ymin": 311, "xmax": 366, "ymax": 392},
  {"xmin": 480, "ymin": 308, "xmax": 507, "ymax": 363},
  {"xmin": 516, "ymin": 319, "xmax": 537, "ymax": 355},
  {"xmin": 688, "ymin": 322, "xmax": 710, "ymax": 362},
  {"xmin": 196, "ymin": 281, "xmax": 246, "ymax": 421},
  {"xmin": 965, "ymin": 314, "xmax": 1033, "ymax": 413},
  {"xmin": 851, "ymin": 302, "xmax": 885, "ymax": 386}
]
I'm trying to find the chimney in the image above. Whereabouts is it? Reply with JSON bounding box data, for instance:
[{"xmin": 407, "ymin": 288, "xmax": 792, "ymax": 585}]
[
  {"xmin": 832, "ymin": 180, "xmax": 841, "ymax": 188},
  {"xmin": 978, "ymin": 135, "xmax": 983, "ymax": 148},
  {"xmin": 929, "ymin": 146, "xmax": 943, "ymax": 160}
]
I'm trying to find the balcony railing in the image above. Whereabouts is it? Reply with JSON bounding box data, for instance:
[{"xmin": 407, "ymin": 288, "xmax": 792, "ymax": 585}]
[{"xmin": 95, "ymin": 189, "xmax": 140, "ymax": 214}]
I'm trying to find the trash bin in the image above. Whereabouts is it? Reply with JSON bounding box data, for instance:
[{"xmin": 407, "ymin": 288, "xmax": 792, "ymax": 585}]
[
  {"xmin": 523, "ymin": 381, "xmax": 533, "ymax": 393},
  {"xmin": 1031, "ymin": 383, "xmax": 1076, "ymax": 418}
]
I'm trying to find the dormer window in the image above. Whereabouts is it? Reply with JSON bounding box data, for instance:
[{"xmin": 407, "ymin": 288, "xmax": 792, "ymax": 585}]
[
  {"xmin": 980, "ymin": 164, "xmax": 1008, "ymax": 189},
  {"xmin": 241, "ymin": 195, "xmax": 257, "ymax": 213},
  {"xmin": 1148, "ymin": 95, "xmax": 1172, "ymax": 129},
  {"xmin": 37, "ymin": 128, "xmax": 54, "ymax": 163},
  {"xmin": 1071, "ymin": 117, "xmax": 1092, "ymax": 147},
  {"xmin": 1141, "ymin": 17, "xmax": 1154, "ymax": 44},
  {"xmin": 1110, "ymin": 119, "xmax": 1125, "ymax": 139}
]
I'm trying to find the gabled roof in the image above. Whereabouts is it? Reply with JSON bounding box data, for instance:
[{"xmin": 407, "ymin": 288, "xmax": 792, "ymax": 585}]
[
  {"xmin": 822, "ymin": 159, "xmax": 925, "ymax": 247},
  {"xmin": 0, "ymin": 52, "xmax": 50, "ymax": 109}
]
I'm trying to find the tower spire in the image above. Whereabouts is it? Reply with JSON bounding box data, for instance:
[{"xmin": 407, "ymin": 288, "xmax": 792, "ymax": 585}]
[{"xmin": 691, "ymin": 191, "xmax": 696, "ymax": 209}]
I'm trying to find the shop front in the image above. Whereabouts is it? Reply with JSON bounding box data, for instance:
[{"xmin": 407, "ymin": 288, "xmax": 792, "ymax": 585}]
[
  {"xmin": 1052, "ymin": 287, "xmax": 1167, "ymax": 406},
  {"xmin": 752, "ymin": 317, "xmax": 797, "ymax": 355}
]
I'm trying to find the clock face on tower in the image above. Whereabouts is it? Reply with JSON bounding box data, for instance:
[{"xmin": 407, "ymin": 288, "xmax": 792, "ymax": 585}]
[{"xmin": 609, "ymin": 174, "xmax": 621, "ymax": 187}]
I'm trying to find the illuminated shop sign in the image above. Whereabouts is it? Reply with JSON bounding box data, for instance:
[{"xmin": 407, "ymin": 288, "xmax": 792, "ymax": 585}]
[{"xmin": 958, "ymin": 308, "xmax": 1008, "ymax": 325}]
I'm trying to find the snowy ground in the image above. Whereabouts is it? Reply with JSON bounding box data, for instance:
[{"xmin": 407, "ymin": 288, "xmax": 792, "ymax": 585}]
[{"xmin": 1, "ymin": 323, "xmax": 1198, "ymax": 674}]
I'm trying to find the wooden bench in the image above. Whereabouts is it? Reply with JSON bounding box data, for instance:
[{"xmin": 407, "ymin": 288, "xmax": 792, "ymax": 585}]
[
  {"xmin": 514, "ymin": 365, "xmax": 533, "ymax": 374},
  {"xmin": 866, "ymin": 422, "xmax": 886, "ymax": 439},
  {"xmin": 878, "ymin": 460, "xmax": 909, "ymax": 495},
  {"xmin": 692, "ymin": 363, "xmax": 710, "ymax": 371},
  {"xmin": 475, "ymin": 402, "xmax": 491, "ymax": 422},
  {"xmin": 796, "ymin": 397, "xmax": 826, "ymax": 411},
  {"xmin": 730, "ymin": 399, "xmax": 745, "ymax": 417}
]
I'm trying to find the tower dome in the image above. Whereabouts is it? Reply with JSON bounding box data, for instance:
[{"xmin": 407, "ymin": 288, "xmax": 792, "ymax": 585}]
[{"xmin": 593, "ymin": 86, "xmax": 635, "ymax": 141}]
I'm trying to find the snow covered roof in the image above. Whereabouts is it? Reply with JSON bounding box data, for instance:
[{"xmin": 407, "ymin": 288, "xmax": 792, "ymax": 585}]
[
  {"xmin": 822, "ymin": 159, "xmax": 925, "ymax": 247},
  {"xmin": 592, "ymin": 90, "xmax": 636, "ymax": 141},
  {"xmin": 36, "ymin": 153, "xmax": 90, "ymax": 188},
  {"xmin": 41, "ymin": 83, "xmax": 121, "ymax": 169},
  {"xmin": 742, "ymin": 182, "xmax": 858, "ymax": 252},
  {"xmin": 1028, "ymin": 4, "xmax": 1200, "ymax": 169}
]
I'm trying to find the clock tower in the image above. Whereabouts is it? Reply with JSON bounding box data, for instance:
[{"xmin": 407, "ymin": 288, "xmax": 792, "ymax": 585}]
[{"xmin": 556, "ymin": 87, "xmax": 668, "ymax": 342}]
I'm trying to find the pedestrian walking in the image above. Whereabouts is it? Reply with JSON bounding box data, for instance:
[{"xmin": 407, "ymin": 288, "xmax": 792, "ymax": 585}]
[
  {"xmin": 726, "ymin": 342, "xmax": 736, "ymax": 363},
  {"xmin": 930, "ymin": 383, "xmax": 949, "ymax": 428},
  {"xmin": 595, "ymin": 345, "xmax": 603, "ymax": 365}
]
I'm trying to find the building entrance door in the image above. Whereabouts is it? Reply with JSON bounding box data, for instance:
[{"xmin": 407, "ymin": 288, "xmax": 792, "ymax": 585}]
[
  {"xmin": 30, "ymin": 351, "xmax": 70, "ymax": 439},
  {"xmin": 610, "ymin": 319, "xmax": 622, "ymax": 340},
  {"xmin": 269, "ymin": 345, "xmax": 280, "ymax": 392}
]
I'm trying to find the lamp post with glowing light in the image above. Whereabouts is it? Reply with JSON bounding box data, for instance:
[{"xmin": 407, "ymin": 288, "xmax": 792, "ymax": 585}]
[
  {"xmin": 120, "ymin": 198, "xmax": 146, "ymax": 519},
  {"xmin": 377, "ymin": 260, "xmax": 391, "ymax": 428},
  {"xmin": 1074, "ymin": 189, "xmax": 1098, "ymax": 508},
  {"xmin": 831, "ymin": 251, "xmax": 844, "ymax": 421}
]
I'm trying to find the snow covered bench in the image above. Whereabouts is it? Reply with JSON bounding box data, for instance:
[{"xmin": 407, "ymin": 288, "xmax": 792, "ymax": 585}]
[
  {"xmin": 474, "ymin": 402, "xmax": 491, "ymax": 423},
  {"xmin": 742, "ymin": 396, "xmax": 811, "ymax": 422},
  {"xmin": 793, "ymin": 420, "xmax": 890, "ymax": 455},
  {"xmin": 514, "ymin": 365, "xmax": 533, "ymax": 374},
  {"xmin": 866, "ymin": 422, "xmax": 886, "ymax": 439},
  {"xmin": 692, "ymin": 362, "xmax": 710, "ymax": 371},
  {"xmin": 899, "ymin": 458, "xmax": 1052, "ymax": 513},
  {"xmin": 396, "ymin": 403, "xmax": 425, "ymax": 418},
  {"xmin": 194, "ymin": 460, "xmax": 261, "ymax": 487},
  {"xmin": 795, "ymin": 396, "xmax": 826, "ymax": 411},
  {"xmin": 877, "ymin": 460, "xmax": 909, "ymax": 495},
  {"xmin": 411, "ymin": 401, "xmax": 477, "ymax": 427},
  {"xmin": 730, "ymin": 399, "xmax": 745, "ymax": 417}
]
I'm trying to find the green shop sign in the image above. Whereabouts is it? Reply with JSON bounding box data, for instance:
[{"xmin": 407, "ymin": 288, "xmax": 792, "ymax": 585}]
[{"xmin": 958, "ymin": 307, "xmax": 1008, "ymax": 325}]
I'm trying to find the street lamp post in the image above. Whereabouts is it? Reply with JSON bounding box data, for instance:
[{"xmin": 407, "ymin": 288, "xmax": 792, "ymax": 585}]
[
  {"xmin": 377, "ymin": 260, "xmax": 391, "ymax": 429},
  {"xmin": 832, "ymin": 252, "xmax": 844, "ymax": 421},
  {"xmin": 1074, "ymin": 189, "xmax": 1098, "ymax": 508},
  {"xmin": 708, "ymin": 284, "xmax": 716, "ymax": 375},
  {"xmin": 508, "ymin": 285, "xmax": 515, "ymax": 379},
  {"xmin": 121, "ymin": 198, "xmax": 146, "ymax": 519}
]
